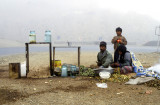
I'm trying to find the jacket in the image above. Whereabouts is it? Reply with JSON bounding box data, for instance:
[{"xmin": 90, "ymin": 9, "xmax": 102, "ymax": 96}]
[
  {"xmin": 111, "ymin": 35, "xmax": 127, "ymax": 50},
  {"xmin": 118, "ymin": 52, "xmax": 132, "ymax": 67},
  {"xmin": 97, "ymin": 50, "xmax": 113, "ymax": 68}
]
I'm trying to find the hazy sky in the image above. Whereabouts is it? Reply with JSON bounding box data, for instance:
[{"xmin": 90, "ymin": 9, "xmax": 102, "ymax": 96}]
[
  {"xmin": 95, "ymin": 0, "xmax": 160, "ymax": 21},
  {"xmin": 50, "ymin": 0, "xmax": 160, "ymax": 21},
  {"xmin": 0, "ymin": 0, "xmax": 160, "ymax": 20},
  {"xmin": 0, "ymin": 0, "xmax": 160, "ymax": 44}
]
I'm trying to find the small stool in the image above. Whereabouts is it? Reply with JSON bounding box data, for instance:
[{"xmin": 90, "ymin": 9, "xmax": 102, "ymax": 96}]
[{"xmin": 9, "ymin": 63, "xmax": 21, "ymax": 79}]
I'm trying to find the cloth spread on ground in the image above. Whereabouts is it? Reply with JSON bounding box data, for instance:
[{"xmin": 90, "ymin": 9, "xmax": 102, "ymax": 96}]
[
  {"xmin": 130, "ymin": 52, "xmax": 160, "ymax": 79},
  {"xmin": 125, "ymin": 77, "xmax": 155, "ymax": 85},
  {"xmin": 130, "ymin": 52, "xmax": 144, "ymax": 73}
]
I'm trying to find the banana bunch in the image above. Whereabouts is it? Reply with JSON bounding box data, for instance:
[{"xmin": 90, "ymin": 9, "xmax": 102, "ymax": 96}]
[{"xmin": 79, "ymin": 65, "xmax": 95, "ymax": 77}]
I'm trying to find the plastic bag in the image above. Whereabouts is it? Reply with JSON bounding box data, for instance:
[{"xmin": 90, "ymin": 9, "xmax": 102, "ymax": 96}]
[
  {"xmin": 96, "ymin": 83, "xmax": 108, "ymax": 88},
  {"xmin": 125, "ymin": 77, "xmax": 155, "ymax": 85},
  {"xmin": 148, "ymin": 64, "xmax": 160, "ymax": 74}
]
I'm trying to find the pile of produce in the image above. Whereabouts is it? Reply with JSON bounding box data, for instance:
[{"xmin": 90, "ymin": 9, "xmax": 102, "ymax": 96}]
[
  {"xmin": 107, "ymin": 74, "xmax": 131, "ymax": 83},
  {"xmin": 145, "ymin": 79, "xmax": 160, "ymax": 90},
  {"xmin": 79, "ymin": 65, "xmax": 95, "ymax": 77},
  {"xmin": 79, "ymin": 65, "xmax": 131, "ymax": 83},
  {"xmin": 95, "ymin": 74, "xmax": 131, "ymax": 83}
]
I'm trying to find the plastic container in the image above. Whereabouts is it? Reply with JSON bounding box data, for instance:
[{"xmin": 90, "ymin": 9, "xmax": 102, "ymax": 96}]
[
  {"xmin": 67, "ymin": 64, "xmax": 72, "ymax": 71},
  {"xmin": 70, "ymin": 65, "xmax": 77, "ymax": 78},
  {"xmin": 45, "ymin": 30, "xmax": 51, "ymax": 42},
  {"xmin": 76, "ymin": 67, "xmax": 79, "ymax": 72},
  {"xmin": 29, "ymin": 31, "xmax": 36, "ymax": 43},
  {"xmin": 21, "ymin": 62, "xmax": 26, "ymax": 77},
  {"xmin": 61, "ymin": 65, "xmax": 68, "ymax": 77},
  {"xmin": 54, "ymin": 60, "xmax": 61, "ymax": 68},
  {"xmin": 99, "ymin": 71, "xmax": 111, "ymax": 79},
  {"xmin": 93, "ymin": 68, "xmax": 114, "ymax": 75},
  {"xmin": 71, "ymin": 65, "xmax": 77, "ymax": 72}
]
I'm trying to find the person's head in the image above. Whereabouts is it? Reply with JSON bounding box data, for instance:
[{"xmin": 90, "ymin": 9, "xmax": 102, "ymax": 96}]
[
  {"xmin": 100, "ymin": 41, "xmax": 107, "ymax": 52},
  {"xmin": 116, "ymin": 27, "xmax": 122, "ymax": 36},
  {"xmin": 117, "ymin": 45, "xmax": 126, "ymax": 55},
  {"xmin": 117, "ymin": 45, "xmax": 127, "ymax": 55},
  {"xmin": 117, "ymin": 45, "xmax": 127, "ymax": 63}
]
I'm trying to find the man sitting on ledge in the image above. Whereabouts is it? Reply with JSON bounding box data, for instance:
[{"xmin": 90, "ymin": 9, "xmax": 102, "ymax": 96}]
[{"xmin": 97, "ymin": 41, "xmax": 113, "ymax": 68}]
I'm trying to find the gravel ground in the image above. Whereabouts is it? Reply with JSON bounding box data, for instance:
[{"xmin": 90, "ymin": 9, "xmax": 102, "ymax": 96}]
[{"xmin": 0, "ymin": 52, "xmax": 160, "ymax": 105}]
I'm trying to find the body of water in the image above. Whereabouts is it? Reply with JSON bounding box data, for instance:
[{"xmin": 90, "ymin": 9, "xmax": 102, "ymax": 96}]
[{"xmin": 0, "ymin": 45, "xmax": 158, "ymax": 56}]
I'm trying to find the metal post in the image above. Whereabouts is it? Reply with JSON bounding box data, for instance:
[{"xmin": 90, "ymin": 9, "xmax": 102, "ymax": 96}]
[
  {"xmin": 78, "ymin": 47, "xmax": 80, "ymax": 67},
  {"xmin": 53, "ymin": 47, "xmax": 55, "ymax": 73},
  {"xmin": 157, "ymin": 36, "xmax": 160, "ymax": 52},
  {"xmin": 155, "ymin": 25, "xmax": 160, "ymax": 52},
  {"xmin": 25, "ymin": 43, "xmax": 29, "ymax": 74},
  {"xmin": 49, "ymin": 43, "xmax": 53, "ymax": 76}
]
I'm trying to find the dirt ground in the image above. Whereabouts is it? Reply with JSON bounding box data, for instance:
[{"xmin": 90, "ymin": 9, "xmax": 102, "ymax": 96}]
[
  {"xmin": 0, "ymin": 52, "xmax": 160, "ymax": 105},
  {"xmin": 0, "ymin": 64, "xmax": 160, "ymax": 105}
]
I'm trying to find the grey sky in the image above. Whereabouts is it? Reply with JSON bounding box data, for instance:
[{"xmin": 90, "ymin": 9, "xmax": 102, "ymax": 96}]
[
  {"xmin": 0, "ymin": 0, "xmax": 160, "ymax": 44},
  {"xmin": 1, "ymin": 0, "xmax": 160, "ymax": 20}
]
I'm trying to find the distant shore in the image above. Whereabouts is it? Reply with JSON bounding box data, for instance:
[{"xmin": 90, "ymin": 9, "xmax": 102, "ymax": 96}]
[
  {"xmin": 0, "ymin": 51, "xmax": 159, "ymax": 67},
  {"xmin": 0, "ymin": 45, "xmax": 159, "ymax": 57}
]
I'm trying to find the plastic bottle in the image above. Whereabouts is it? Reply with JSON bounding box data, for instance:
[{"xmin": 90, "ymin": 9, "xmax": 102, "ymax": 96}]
[
  {"xmin": 45, "ymin": 30, "xmax": 51, "ymax": 42},
  {"xmin": 61, "ymin": 65, "xmax": 68, "ymax": 77},
  {"xmin": 29, "ymin": 31, "xmax": 36, "ymax": 43}
]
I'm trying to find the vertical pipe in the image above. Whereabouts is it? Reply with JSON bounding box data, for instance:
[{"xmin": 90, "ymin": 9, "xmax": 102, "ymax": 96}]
[
  {"xmin": 158, "ymin": 26, "xmax": 160, "ymax": 52},
  {"xmin": 78, "ymin": 47, "xmax": 80, "ymax": 67},
  {"xmin": 156, "ymin": 27, "xmax": 158, "ymax": 52},
  {"xmin": 157, "ymin": 36, "xmax": 159, "ymax": 52},
  {"xmin": 157, "ymin": 26, "xmax": 160, "ymax": 52},
  {"xmin": 53, "ymin": 47, "xmax": 55, "ymax": 74},
  {"xmin": 25, "ymin": 43, "xmax": 27, "ymax": 74},
  {"xmin": 49, "ymin": 43, "xmax": 53, "ymax": 76},
  {"xmin": 25, "ymin": 43, "xmax": 29, "ymax": 74}
]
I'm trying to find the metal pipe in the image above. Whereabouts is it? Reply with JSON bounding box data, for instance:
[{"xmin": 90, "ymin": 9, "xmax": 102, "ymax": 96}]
[
  {"xmin": 155, "ymin": 25, "xmax": 160, "ymax": 52},
  {"xmin": 49, "ymin": 43, "xmax": 53, "ymax": 76},
  {"xmin": 78, "ymin": 47, "xmax": 80, "ymax": 67},
  {"xmin": 53, "ymin": 47, "xmax": 55, "ymax": 74}
]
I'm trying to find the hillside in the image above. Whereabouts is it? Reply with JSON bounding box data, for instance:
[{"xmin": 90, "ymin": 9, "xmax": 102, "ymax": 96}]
[
  {"xmin": 0, "ymin": 39, "xmax": 24, "ymax": 48},
  {"xmin": 144, "ymin": 41, "xmax": 159, "ymax": 46}
]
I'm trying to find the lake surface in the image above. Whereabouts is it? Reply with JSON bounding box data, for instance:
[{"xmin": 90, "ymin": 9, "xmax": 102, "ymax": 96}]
[{"xmin": 0, "ymin": 45, "xmax": 158, "ymax": 56}]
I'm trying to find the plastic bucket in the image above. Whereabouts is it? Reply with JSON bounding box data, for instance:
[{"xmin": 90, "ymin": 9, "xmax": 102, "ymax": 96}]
[
  {"xmin": 53, "ymin": 60, "xmax": 61, "ymax": 68},
  {"xmin": 21, "ymin": 62, "xmax": 26, "ymax": 77}
]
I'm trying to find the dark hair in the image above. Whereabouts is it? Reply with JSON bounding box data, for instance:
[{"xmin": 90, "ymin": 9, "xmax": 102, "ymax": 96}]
[
  {"xmin": 117, "ymin": 45, "xmax": 126, "ymax": 63},
  {"xmin": 116, "ymin": 27, "xmax": 122, "ymax": 32},
  {"xmin": 100, "ymin": 41, "xmax": 107, "ymax": 47}
]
